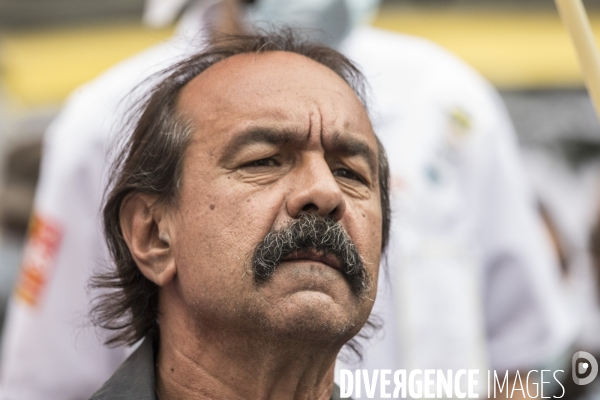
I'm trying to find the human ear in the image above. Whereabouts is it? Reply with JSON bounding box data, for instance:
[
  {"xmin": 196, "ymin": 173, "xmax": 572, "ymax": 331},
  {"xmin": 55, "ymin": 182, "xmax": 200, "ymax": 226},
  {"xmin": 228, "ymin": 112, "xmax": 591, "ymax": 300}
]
[{"xmin": 119, "ymin": 193, "xmax": 176, "ymax": 286}]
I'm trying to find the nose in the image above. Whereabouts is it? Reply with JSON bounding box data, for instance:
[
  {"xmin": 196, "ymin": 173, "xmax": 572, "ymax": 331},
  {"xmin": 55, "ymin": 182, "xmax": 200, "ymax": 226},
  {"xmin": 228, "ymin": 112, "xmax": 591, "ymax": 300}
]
[{"xmin": 286, "ymin": 154, "xmax": 346, "ymax": 221}]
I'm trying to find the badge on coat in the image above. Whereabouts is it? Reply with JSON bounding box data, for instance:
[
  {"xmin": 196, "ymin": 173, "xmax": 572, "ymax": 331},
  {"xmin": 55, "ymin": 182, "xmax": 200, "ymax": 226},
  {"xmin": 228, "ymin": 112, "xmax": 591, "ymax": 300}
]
[{"xmin": 14, "ymin": 212, "xmax": 63, "ymax": 307}]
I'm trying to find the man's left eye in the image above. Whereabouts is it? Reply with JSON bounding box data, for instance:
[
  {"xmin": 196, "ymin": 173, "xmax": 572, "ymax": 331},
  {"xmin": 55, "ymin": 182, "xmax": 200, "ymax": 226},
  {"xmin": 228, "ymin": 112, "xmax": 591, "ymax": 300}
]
[{"xmin": 333, "ymin": 168, "xmax": 365, "ymax": 184}]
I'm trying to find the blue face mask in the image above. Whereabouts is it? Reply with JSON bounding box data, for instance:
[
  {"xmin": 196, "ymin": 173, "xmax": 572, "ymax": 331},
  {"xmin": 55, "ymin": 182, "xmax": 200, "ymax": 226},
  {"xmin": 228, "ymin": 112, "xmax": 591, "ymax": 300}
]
[
  {"xmin": 144, "ymin": 0, "xmax": 381, "ymax": 47},
  {"xmin": 242, "ymin": 0, "xmax": 381, "ymax": 48}
]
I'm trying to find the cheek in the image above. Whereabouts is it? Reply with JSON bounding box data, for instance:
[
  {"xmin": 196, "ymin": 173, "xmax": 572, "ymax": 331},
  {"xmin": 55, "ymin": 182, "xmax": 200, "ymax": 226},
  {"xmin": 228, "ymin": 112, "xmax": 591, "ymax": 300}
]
[
  {"xmin": 344, "ymin": 203, "xmax": 383, "ymax": 283},
  {"xmin": 170, "ymin": 174, "xmax": 287, "ymax": 297}
]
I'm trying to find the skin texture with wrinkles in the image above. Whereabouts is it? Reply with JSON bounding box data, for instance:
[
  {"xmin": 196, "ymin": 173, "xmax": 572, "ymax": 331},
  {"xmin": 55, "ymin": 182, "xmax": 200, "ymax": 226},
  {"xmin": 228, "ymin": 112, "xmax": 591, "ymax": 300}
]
[{"xmin": 119, "ymin": 51, "xmax": 383, "ymax": 400}]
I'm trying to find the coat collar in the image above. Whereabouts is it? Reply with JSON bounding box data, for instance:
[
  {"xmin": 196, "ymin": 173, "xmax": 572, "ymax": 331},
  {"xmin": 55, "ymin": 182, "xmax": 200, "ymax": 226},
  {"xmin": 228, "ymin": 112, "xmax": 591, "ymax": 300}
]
[
  {"xmin": 88, "ymin": 337, "xmax": 155, "ymax": 400},
  {"xmin": 89, "ymin": 336, "xmax": 346, "ymax": 400}
]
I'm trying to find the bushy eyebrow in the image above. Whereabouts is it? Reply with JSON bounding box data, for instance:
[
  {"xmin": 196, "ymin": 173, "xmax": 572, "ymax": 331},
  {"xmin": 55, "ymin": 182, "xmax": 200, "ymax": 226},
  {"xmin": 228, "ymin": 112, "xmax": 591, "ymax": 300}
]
[
  {"xmin": 219, "ymin": 127, "xmax": 304, "ymax": 164},
  {"xmin": 219, "ymin": 126, "xmax": 378, "ymax": 180},
  {"xmin": 329, "ymin": 133, "xmax": 377, "ymax": 179}
]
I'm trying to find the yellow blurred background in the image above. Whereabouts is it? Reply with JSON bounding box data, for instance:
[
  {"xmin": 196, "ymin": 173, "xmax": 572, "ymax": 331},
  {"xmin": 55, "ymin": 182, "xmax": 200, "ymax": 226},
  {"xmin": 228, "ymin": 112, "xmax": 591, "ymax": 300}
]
[{"xmin": 0, "ymin": 6, "xmax": 598, "ymax": 108}]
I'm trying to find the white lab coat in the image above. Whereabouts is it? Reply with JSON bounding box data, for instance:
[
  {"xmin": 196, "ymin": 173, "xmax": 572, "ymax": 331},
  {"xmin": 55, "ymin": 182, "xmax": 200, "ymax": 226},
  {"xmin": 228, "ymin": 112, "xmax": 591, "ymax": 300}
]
[{"xmin": 0, "ymin": 2, "xmax": 573, "ymax": 399}]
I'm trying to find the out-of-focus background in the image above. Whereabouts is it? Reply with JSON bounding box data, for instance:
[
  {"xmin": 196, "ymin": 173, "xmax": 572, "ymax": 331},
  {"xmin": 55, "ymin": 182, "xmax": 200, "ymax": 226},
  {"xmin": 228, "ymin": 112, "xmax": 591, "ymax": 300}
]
[{"xmin": 2, "ymin": 0, "xmax": 600, "ymax": 353}]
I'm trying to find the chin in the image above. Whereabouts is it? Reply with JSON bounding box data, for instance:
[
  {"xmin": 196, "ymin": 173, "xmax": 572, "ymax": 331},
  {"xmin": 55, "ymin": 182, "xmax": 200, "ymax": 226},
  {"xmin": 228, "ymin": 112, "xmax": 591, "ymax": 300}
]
[
  {"xmin": 243, "ymin": 266, "xmax": 374, "ymax": 345},
  {"xmin": 256, "ymin": 291, "xmax": 368, "ymax": 346}
]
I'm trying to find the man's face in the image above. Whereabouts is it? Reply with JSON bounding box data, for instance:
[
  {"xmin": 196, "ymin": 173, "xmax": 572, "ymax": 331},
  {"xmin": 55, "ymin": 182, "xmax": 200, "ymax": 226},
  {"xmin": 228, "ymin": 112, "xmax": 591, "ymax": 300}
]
[{"xmin": 169, "ymin": 51, "xmax": 382, "ymax": 345}]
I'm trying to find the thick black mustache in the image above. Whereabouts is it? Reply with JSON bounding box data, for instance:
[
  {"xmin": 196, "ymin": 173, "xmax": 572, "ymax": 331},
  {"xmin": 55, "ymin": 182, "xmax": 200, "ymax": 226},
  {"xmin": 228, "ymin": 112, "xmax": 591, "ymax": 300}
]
[{"xmin": 252, "ymin": 212, "xmax": 370, "ymax": 297}]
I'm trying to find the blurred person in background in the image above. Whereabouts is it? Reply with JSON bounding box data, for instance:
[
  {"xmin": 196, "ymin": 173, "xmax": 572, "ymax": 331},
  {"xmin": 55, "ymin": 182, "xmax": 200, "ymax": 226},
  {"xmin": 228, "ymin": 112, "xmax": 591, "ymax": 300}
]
[
  {"xmin": 524, "ymin": 142, "xmax": 600, "ymax": 399},
  {"xmin": 0, "ymin": 0, "xmax": 573, "ymax": 398}
]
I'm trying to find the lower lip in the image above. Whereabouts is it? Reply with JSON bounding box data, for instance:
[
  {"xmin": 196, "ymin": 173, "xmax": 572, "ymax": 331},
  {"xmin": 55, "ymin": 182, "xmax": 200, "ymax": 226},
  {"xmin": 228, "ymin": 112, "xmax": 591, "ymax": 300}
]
[{"xmin": 280, "ymin": 259, "xmax": 338, "ymax": 270}]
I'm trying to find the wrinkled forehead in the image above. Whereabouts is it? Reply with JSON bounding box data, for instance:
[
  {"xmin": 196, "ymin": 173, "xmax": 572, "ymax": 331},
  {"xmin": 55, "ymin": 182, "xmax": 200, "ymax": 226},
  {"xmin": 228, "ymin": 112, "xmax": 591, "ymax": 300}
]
[{"xmin": 175, "ymin": 51, "xmax": 374, "ymax": 144}]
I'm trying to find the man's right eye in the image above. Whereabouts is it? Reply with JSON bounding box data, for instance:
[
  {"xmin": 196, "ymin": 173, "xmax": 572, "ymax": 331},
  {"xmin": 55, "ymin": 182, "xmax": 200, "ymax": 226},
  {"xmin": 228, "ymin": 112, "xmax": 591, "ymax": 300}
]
[{"xmin": 242, "ymin": 158, "xmax": 279, "ymax": 168}]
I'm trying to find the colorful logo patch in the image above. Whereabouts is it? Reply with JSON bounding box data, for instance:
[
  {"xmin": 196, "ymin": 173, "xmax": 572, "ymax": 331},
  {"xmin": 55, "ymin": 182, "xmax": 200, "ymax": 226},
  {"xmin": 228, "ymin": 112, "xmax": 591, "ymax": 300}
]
[{"xmin": 14, "ymin": 213, "xmax": 63, "ymax": 307}]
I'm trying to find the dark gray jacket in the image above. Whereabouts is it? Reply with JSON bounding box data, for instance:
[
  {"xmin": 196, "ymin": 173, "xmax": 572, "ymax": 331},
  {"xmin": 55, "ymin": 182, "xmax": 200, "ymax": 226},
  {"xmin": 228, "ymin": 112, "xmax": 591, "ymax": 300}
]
[{"xmin": 89, "ymin": 337, "xmax": 346, "ymax": 400}]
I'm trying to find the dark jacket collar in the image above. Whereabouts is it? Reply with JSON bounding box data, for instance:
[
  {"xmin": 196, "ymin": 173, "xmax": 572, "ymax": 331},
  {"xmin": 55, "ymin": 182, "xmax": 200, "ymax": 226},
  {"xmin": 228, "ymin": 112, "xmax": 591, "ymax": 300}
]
[
  {"xmin": 89, "ymin": 337, "xmax": 346, "ymax": 400},
  {"xmin": 89, "ymin": 337, "xmax": 155, "ymax": 400}
]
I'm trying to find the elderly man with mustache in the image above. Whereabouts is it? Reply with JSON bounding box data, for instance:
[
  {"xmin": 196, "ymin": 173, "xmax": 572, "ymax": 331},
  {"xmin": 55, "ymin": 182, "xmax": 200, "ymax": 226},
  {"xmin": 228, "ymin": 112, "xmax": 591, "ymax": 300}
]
[{"xmin": 88, "ymin": 30, "xmax": 389, "ymax": 400}]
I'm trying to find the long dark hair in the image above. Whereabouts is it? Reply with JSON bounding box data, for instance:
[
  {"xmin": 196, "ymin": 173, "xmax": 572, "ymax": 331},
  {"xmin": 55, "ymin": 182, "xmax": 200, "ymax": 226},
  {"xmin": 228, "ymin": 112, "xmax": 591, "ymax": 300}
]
[{"xmin": 91, "ymin": 29, "xmax": 391, "ymax": 357}]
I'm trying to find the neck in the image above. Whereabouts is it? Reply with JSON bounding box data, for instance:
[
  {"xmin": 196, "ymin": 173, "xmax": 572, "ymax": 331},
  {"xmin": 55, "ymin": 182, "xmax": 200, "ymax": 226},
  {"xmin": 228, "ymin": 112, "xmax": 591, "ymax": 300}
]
[
  {"xmin": 214, "ymin": 0, "xmax": 245, "ymax": 35},
  {"xmin": 155, "ymin": 291, "xmax": 341, "ymax": 400}
]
